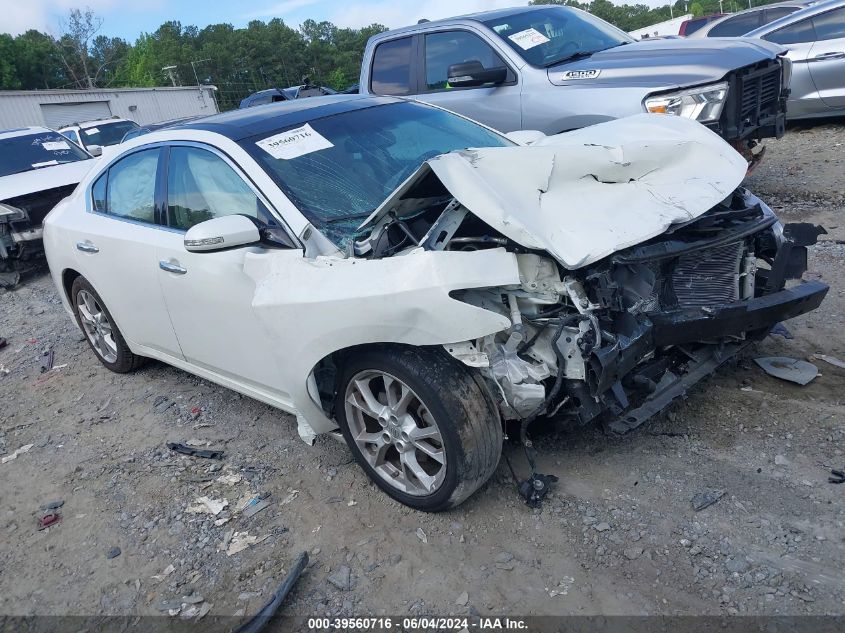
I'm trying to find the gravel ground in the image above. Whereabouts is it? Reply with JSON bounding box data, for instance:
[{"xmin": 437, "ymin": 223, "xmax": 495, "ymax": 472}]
[{"xmin": 1, "ymin": 120, "xmax": 844, "ymax": 625}]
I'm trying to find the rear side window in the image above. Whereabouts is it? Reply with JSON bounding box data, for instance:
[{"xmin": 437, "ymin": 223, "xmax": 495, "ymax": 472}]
[
  {"xmin": 813, "ymin": 7, "xmax": 845, "ymax": 41},
  {"xmin": 764, "ymin": 7, "xmax": 800, "ymax": 23},
  {"xmin": 765, "ymin": 17, "xmax": 816, "ymax": 44},
  {"xmin": 95, "ymin": 149, "xmax": 160, "ymax": 224},
  {"xmin": 424, "ymin": 30, "xmax": 509, "ymax": 90},
  {"xmin": 371, "ymin": 37, "xmax": 413, "ymax": 95},
  {"xmin": 708, "ymin": 13, "xmax": 763, "ymax": 37}
]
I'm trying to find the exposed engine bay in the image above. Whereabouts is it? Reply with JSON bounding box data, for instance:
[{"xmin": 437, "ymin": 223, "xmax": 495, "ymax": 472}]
[{"xmin": 351, "ymin": 179, "xmax": 828, "ymax": 440}]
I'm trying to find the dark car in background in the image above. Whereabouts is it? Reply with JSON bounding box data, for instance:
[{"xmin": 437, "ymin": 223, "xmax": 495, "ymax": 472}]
[{"xmin": 239, "ymin": 82, "xmax": 337, "ymax": 108}]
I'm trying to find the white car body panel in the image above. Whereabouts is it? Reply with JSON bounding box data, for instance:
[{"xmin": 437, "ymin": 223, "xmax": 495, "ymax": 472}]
[
  {"xmin": 43, "ymin": 109, "xmax": 747, "ymax": 444},
  {"xmin": 0, "ymin": 159, "xmax": 95, "ymax": 201},
  {"xmin": 363, "ymin": 114, "xmax": 748, "ymax": 269}
]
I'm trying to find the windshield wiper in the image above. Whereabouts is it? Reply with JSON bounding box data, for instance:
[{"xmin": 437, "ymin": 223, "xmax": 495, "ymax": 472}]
[
  {"xmin": 542, "ymin": 42, "xmax": 630, "ymax": 68},
  {"xmin": 324, "ymin": 212, "xmax": 374, "ymax": 224}
]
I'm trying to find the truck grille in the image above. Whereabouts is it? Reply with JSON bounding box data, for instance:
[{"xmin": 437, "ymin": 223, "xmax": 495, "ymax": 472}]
[
  {"xmin": 671, "ymin": 241, "xmax": 744, "ymax": 309},
  {"xmin": 740, "ymin": 66, "xmax": 781, "ymax": 120}
]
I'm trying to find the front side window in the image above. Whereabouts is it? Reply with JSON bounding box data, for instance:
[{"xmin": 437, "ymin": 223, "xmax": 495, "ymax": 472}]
[
  {"xmin": 813, "ymin": 7, "xmax": 845, "ymax": 41},
  {"xmin": 102, "ymin": 148, "xmax": 160, "ymax": 223},
  {"xmin": 166, "ymin": 146, "xmax": 271, "ymax": 231},
  {"xmin": 371, "ymin": 37, "xmax": 413, "ymax": 95},
  {"xmin": 765, "ymin": 17, "xmax": 816, "ymax": 44},
  {"xmin": 0, "ymin": 132, "xmax": 91, "ymax": 177},
  {"xmin": 482, "ymin": 6, "xmax": 632, "ymax": 68},
  {"xmin": 424, "ymin": 30, "xmax": 509, "ymax": 90},
  {"xmin": 239, "ymin": 101, "xmax": 512, "ymax": 247},
  {"xmin": 81, "ymin": 121, "xmax": 140, "ymax": 147}
]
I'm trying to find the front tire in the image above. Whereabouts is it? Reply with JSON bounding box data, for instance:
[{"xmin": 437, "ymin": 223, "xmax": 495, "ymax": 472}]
[
  {"xmin": 71, "ymin": 276, "xmax": 145, "ymax": 373},
  {"xmin": 335, "ymin": 346, "xmax": 502, "ymax": 511}
]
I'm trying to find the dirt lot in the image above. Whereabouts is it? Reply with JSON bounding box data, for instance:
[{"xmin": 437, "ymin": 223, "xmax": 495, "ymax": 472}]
[{"xmin": 1, "ymin": 120, "xmax": 844, "ymax": 625}]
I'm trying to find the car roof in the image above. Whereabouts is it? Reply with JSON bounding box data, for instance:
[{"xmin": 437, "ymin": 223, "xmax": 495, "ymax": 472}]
[
  {"xmin": 689, "ymin": 0, "xmax": 818, "ymax": 37},
  {"xmin": 61, "ymin": 117, "xmax": 133, "ymax": 130},
  {"xmin": 372, "ymin": 4, "xmax": 569, "ymax": 39},
  {"xmin": 0, "ymin": 125, "xmax": 52, "ymax": 140},
  {"xmin": 179, "ymin": 94, "xmax": 403, "ymax": 141},
  {"xmin": 746, "ymin": 0, "xmax": 843, "ymax": 35}
]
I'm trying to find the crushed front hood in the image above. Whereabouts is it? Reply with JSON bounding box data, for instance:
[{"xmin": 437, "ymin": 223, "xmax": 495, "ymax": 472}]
[
  {"xmin": 362, "ymin": 113, "xmax": 747, "ymax": 269},
  {"xmin": 0, "ymin": 159, "xmax": 96, "ymax": 202}
]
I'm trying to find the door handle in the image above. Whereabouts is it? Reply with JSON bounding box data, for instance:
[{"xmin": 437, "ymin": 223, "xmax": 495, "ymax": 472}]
[
  {"xmin": 810, "ymin": 51, "xmax": 845, "ymax": 61},
  {"xmin": 159, "ymin": 260, "xmax": 187, "ymax": 275},
  {"xmin": 76, "ymin": 241, "xmax": 99, "ymax": 253}
]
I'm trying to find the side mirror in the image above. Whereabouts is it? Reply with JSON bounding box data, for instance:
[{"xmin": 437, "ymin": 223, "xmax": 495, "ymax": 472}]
[
  {"xmin": 504, "ymin": 130, "xmax": 547, "ymax": 145},
  {"xmin": 87, "ymin": 144, "xmax": 103, "ymax": 157},
  {"xmin": 447, "ymin": 61, "xmax": 508, "ymax": 88},
  {"xmin": 184, "ymin": 215, "xmax": 261, "ymax": 252}
]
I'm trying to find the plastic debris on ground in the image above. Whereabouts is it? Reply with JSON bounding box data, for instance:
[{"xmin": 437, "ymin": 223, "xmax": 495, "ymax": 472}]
[
  {"xmin": 167, "ymin": 442, "xmax": 224, "ymax": 460},
  {"xmin": 151, "ymin": 564, "xmax": 176, "ymax": 582},
  {"xmin": 279, "ymin": 490, "xmax": 299, "ymax": 506},
  {"xmin": 225, "ymin": 531, "xmax": 269, "ymax": 556},
  {"xmin": 770, "ymin": 323, "xmax": 793, "ymax": 339},
  {"xmin": 2, "ymin": 443, "xmax": 34, "ymax": 464},
  {"xmin": 691, "ymin": 489, "xmax": 725, "ymax": 511},
  {"xmin": 416, "ymin": 528, "xmax": 427, "ymax": 543},
  {"xmin": 829, "ymin": 469, "xmax": 845, "ymax": 484},
  {"xmin": 754, "ymin": 357, "xmax": 819, "ymax": 385},
  {"xmin": 38, "ymin": 513, "xmax": 61, "ymax": 530},
  {"xmin": 810, "ymin": 353, "xmax": 845, "ymax": 370},
  {"xmin": 242, "ymin": 499, "xmax": 271, "ymax": 518},
  {"xmin": 40, "ymin": 349, "xmax": 54, "ymax": 373},
  {"xmin": 0, "ymin": 337, "xmax": 7, "ymax": 350},
  {"xmin": 185, "ymin": 496, "xmax": 229, "ymax": 516}
]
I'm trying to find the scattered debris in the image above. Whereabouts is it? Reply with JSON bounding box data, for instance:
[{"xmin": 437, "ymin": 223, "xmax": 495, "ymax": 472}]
[
  {"xmin": 327, "ymin": 565, "xmax": 352, "ymax": 591},
  {"xmin": 775, "ymin": 454, "xmax": 791, "ymax": 466},
  {"xmin": 242, "ymin": 499, "xmax": 270, "ymax": 518},
  {"xmin": 167, "ymin": 442, "xmax": 224, "ymax": 460},
  {"xmin": 770, "ymin": 323, "xmax": 793, "ymax": 339},
  {"xmin": 347, "ymin": 499, "xmax": 357, "ymax": 507},
  {"xmin": 0, "ymin": 337, "xmax": 7, "ymax": 350},
  {"xmin": 279, "ymin": 490, "xmax": 299, "ymax": 506},
  {"xmin": 455, "ymin": 591, "xmax": 469, "ymax": 606},
  {"xmin": 186, "ymin": 496, "xmax": 229, "ymax": 516},
  {"xmin": 594, "ymin": 522, "xmax": 611, "ymax": 532},
  {"xmin": 40, "ymin": 349, "xmax": 54, "ymax": 373},
  {"xmin": 151, "ymin": 564, "xmax": 176, "ymax": 581},
  {"xmin": 106, "ymin": 546, "xmax": 121, "ymax": 559},
  {"xmin": 547, "ymin": 576, "xmax": 576, "ymax": 597},
  {"xmin": 226, "ymin": 531, "xmax": 269, "ymax": 556},
  {"xmin": 416, "ymin": 528, "xmax": 427, "ymax": 544},
  {"xmin": 810, "ymin": 353, "xmax": 845, "ymax": 370},
  {"xmin": 754, "ymin": 357, "xmax": 818, "ymax": 385},
  {"xmin": 40, "ymin": 500, "xmax": 64, "ymax": 511},
  {"xmin": 691, "ymin": 489, "xmax": 725, "ymax": 512},
  {"xmin": 185, "ymin": 438, "xmax": 209, "ymax": 447},
  {"xmin": 828, "ymin": 468, "xmax": 845, "ymax": 484},
  {"xmin": 231, "ymin": 552, "xmax": 308, "ymax": 633},
  {"xmin": 215, "ymin": 472, "xmax": 242, "ymax": 486},
  {"xmin": 37, "ymin": 513, "xmax": 61, "ymax": 530},
  {"xmin": 2, "ymin": 443, "xmax": 34, "ymax": 464}
]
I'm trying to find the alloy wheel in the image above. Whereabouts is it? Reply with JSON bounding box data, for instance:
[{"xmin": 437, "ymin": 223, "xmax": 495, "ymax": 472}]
[
  {"xmin": 344, "ymin": 370, "xmax": 447, "ymax": 496},
  {"xmin": 76, "ymin": 289, "xmax": 118, "ymax": 363}
]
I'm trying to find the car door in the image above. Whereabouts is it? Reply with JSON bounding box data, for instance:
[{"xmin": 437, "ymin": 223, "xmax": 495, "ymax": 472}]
[
  {"xmin": 416, "ymin": 29, "xmax": 522, "ymax": 133},
  {"xmin": 154, "ymin": 143, "xmax": 302, "ymax": 401},
  {"xmin": 763, "ymin": 16, "xmax": 825, "ymax": 117},
  {"xmin": 806, "ymin": 6, "xmax": 845, "ymax": 108},
  {"xmin": 71, "ymin": 147, "xmax": 183, "ymax": 356}
]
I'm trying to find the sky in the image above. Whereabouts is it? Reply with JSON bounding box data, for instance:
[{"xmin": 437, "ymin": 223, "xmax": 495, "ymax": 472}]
[{"xmin": 1, "ymin": 0, "xmax": 670, "ymax": 40}]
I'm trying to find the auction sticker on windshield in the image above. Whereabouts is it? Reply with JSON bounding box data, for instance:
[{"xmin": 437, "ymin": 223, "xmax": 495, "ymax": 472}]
[
  {"xmin": 508, "ymin": 28, "xmax": 550, "ymax": 50},
  {"xmin": 42, "ymin": 141, "xmax": 70, "ymax": 151},
  {"xmin": 256, "ymin": 124, "xmax": 335, "ymax": 160},
  {"xmin": 84, "ymin": 127, "xmax": 100, "ymax": 135}
]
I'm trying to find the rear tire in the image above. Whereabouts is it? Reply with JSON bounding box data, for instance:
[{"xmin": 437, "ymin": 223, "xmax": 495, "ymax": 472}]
[
  {"xmin": 335, "ymin": 346, "xmax": 502, "ymax": 511},
  {"xmin": 71, "ymin": 276, "xmax": 146, "ymax": 373}
]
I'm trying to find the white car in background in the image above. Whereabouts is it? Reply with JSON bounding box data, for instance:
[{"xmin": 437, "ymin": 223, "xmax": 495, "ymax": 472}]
[
  {"xmin": 42, "ymin": 96, "xmax": 827, "ymax": 511},
  {"xmin": 0, "ymin": 126, "xmax": 96, "ymax": 288},
  {"xmin": 58, "ymin": 117, "xmax": 140, "ymax": 156}
]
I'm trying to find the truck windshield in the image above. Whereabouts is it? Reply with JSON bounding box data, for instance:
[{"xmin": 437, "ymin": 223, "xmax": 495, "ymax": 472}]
[
  {"xmin": 0, "ymin": 132, "xmax": 92, "ymax": 177},
  {"xmin": 483, "ymin": 6, "xmax": 633, "ymax": 68},
  {"xmin": 240, "ymin": 101, "xmax": 512, "ymax": 246},
  {"xmin": 79, "ymin": 120, "xmax": 139, "ymax": 147}
]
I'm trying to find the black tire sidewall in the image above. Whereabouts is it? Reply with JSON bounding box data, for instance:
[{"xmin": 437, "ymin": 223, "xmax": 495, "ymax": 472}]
[
  {"xmin": 335, "ymin": 346, "xmax": 495, "ymax": 512},
  {"xmin": 70, "ymin": 276, "xmax": 137, "ymax": 373}
]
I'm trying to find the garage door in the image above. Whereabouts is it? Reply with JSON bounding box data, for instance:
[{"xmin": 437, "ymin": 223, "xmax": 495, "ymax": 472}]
[{"xmin": 40, "ymin": 101, "xmax": 112, "ymax": 128}]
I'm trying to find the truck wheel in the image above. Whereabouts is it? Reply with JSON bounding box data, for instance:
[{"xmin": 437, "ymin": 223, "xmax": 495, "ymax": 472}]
[
  {"xmin": 71, "ymin": 276, "xmax": 146, "ymax": 373},
  {"xmin": 335, "ymin": 346, "xmax": 502, "ymax": 511}
]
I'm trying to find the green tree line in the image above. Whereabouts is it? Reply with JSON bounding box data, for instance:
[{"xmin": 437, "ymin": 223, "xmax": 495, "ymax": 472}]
[{"xmin": 1, "ymin": 1, "xmax": 786, "ymax": 110}]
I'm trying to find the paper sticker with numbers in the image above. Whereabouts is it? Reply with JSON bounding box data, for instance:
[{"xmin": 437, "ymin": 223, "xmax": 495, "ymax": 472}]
[
  {"xmin": 256, "ymin": 124, "xmax": 334, "ymax": 160},
  {"xmin": 508, "ymin": 28, "xmax": 550, "ymax": 50}
]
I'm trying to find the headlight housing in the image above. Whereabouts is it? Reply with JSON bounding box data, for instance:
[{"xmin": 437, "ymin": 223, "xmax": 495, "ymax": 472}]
[{"xmin": 644, "ymin": 82, "xmax": 729, "ymax": 123}]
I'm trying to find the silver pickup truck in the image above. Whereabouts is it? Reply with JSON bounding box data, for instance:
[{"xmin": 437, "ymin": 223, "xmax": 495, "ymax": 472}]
[{"xmin": 358, "ymin": 5, "xmax": 791, "ymax": 155}]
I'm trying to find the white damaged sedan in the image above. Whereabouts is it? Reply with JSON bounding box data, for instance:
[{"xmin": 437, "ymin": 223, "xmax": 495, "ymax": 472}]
[{"xmin": 43, "ymin": 96, "xmax": 827, "ymax": 510}]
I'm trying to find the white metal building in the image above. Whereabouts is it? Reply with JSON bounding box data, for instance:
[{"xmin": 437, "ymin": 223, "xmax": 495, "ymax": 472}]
[
  {"xmin": 629, "ymin": 14, "xmax": 693, "ymax": 39},
  {"xmin": 0, "ymin": 86, "xmax": 219, "ymax": 130}
]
